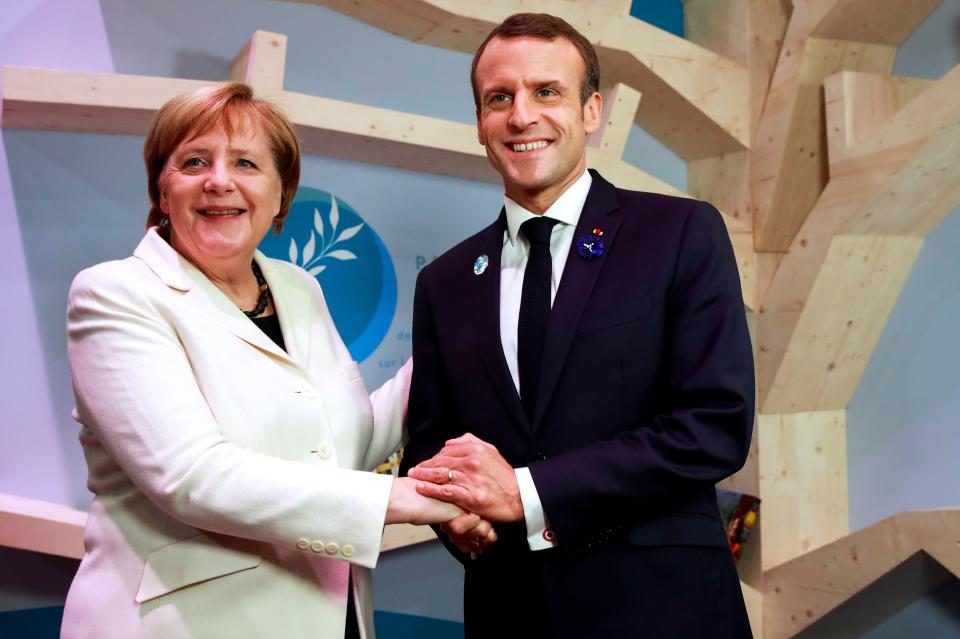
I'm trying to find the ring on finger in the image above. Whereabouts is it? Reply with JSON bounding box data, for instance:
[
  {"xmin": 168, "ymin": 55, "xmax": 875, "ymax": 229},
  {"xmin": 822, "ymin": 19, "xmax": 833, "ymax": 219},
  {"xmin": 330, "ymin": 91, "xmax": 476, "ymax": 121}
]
[{"xmin": 447, "ymin": 469, "xmax": 454, "ymax": 483}]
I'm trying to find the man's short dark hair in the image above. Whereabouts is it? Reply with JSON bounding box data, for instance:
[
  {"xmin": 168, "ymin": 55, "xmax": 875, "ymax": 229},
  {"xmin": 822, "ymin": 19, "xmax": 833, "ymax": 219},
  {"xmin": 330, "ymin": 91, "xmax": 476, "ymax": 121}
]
[{"xmin": 471, "ymin": 13, "xmax": 601, "ymax": 108}]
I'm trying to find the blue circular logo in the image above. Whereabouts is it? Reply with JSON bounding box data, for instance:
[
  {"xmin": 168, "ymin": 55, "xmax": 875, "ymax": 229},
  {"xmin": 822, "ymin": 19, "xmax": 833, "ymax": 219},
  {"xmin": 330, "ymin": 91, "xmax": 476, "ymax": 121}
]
[{"xmin": 259, "ymin": 187, "xmax": 397, "ymax": 362}]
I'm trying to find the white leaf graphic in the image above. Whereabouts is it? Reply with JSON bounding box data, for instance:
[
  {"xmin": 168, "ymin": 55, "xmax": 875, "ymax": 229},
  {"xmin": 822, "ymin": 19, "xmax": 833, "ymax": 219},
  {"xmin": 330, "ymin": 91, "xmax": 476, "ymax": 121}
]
[
  {"xmin": 336, "ymin": 223, "xmax": 364, "ymax": 243},
  {"xmin": 313, "ymin": 208, "xmax": 324, "ymax": 239},
  {"xmin": 329, "ymin": 196, "xmax": 340, "ymax": 234},
  {"xmin": 308, "ymin": 265, "xmax": 326, "ymax": 276},
  {"xmin": 326, "ymin": 250, "xmax": 357, "ymax": 261},
  {"xmin": 288, "ymin": 238, "xmax": 298, "ymax": 264},
  {"xmin": 303, "ymin": 230, "xmax": 316, "ymax": 264}
]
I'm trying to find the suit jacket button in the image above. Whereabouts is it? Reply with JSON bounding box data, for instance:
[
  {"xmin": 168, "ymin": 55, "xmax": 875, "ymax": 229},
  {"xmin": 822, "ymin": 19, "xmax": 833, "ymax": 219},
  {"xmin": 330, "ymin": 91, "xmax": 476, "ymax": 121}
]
[
  {"xmin": 296, "ymin": 538, "xmax": 310, "ymax": 551},
  {"xmin": 325, "ymin": 542, "xmax": 340, "ymax": 555},
  {"xmin": 341, "ymin": 544, "xmax": 355, "ymax": 557},
  {"xmin": 310, "ymin": 540, "xmax": 325, "ymax": 553},
  {"xmin": 530, "ymin": 451, "xmax": 547, "ymax": 462},
  {"xmin": 315, "ymin": 443, "xmax": 332, "ymax": 459}
]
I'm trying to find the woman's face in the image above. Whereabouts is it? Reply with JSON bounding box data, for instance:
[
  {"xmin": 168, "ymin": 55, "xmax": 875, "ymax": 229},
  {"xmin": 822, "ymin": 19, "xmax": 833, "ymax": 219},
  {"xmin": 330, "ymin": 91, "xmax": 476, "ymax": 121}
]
[{"xmin": 160, "ymin": 121, "xmax": 282, "ymax": 272}]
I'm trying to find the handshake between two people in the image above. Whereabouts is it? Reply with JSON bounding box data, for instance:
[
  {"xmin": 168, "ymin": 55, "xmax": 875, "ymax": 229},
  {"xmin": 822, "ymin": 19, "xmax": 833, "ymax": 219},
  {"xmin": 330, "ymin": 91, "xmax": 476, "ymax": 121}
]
[{"xmin": 386, "ymin": 433, "xmax": 523, "ymax": 555}]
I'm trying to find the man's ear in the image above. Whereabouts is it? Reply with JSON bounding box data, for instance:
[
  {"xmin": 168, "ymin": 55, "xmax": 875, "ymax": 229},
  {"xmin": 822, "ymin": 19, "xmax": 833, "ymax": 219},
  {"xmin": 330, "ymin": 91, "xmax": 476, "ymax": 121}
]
[
  {"xmin": 582, "ymin": 91, "xmax": 603, "ymax": 135},
  {"xmin": 476, "ymin": 108, "xmax": 486, "ymax": 147}
]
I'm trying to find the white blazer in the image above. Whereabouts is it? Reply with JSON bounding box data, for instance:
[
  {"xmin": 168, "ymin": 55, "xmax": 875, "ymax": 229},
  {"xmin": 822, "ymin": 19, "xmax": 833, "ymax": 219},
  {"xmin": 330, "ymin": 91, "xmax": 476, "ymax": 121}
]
[{"xmin": 61, "ymin": 228, "xmax": 411, "ymax": 639}]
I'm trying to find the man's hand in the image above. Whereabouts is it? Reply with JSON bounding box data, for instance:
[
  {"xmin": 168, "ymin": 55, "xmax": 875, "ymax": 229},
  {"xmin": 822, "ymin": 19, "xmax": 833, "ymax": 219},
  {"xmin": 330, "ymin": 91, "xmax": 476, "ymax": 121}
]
[
  {"xmin": 441, "ymin": 512, "xmax": 498, "ymax": 556},
  {"xmin": 407, "ymin": 433, "xmax": 523, "ymax": 523}
]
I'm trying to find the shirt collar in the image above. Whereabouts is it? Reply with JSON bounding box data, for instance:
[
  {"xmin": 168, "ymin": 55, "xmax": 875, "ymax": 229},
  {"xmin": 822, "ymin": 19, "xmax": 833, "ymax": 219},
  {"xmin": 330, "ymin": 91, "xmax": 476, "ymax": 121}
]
[{"xmin": 503, "ymin": 170, "xmax": 593, "ymax": 246}]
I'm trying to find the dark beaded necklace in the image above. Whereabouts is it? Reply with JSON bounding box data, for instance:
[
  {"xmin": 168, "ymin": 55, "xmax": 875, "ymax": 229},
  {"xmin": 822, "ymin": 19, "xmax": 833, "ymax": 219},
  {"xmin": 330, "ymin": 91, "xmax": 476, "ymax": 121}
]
[{"xmin": 243, "ymin": 260, "xmax": 272, "ymax": 318}]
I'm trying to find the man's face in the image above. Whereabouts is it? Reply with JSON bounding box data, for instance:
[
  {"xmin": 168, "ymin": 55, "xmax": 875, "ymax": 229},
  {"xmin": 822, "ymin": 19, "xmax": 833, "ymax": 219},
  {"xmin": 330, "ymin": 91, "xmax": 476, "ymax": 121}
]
[{"xmin": 474, "ymin": 36, "xmax": 601, "ymax": 211}]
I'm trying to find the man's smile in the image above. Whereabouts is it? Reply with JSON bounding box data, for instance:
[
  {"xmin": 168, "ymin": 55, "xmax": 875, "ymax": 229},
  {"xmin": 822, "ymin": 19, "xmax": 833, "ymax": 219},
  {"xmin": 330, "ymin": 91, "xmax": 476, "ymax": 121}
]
[{"xmin": 509, "ymin": 140, "xmax": 551, "ymax": 153}]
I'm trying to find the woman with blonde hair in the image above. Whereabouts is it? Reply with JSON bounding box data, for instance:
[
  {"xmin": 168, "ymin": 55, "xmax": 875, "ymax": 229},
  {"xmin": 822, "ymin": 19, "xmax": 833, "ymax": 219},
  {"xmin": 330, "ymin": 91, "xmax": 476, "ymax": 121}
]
[{"xmin": 60, "ymin": 83, "xmax": 489, "ymax": 639}]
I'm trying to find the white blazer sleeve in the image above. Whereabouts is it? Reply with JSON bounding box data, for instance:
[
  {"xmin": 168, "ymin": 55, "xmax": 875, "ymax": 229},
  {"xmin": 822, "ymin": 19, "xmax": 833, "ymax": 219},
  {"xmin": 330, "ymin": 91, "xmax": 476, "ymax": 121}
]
[
  {"xmin": 68, "ymin": 264, "xmax": 393, "ymax": 569},
  {"xmin": 362, "ymin": 358, "xmax": 412, "ymax": 471}
]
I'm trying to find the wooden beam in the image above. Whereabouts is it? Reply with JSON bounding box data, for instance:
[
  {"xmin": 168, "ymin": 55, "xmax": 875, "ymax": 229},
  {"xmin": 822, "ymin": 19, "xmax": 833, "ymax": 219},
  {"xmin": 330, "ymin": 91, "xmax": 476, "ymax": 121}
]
[
  {"xmin": 766, "ymin": 234, "xmax": 923, "ymax": 413},
  {"xmin": 763, "ymin": 508, "xmax": 960, "ymax": 638},
  {"xmin": 689, "ymin": 152, "xmax": 752, "ymax": 227},
  {"xmin": 742, "ymin": 580, "xmax": 764, "ymax": 638},
  {"xmin": 0, "ymin": 67, "xmax": 210, "ymax": 134},
  {"xmin": 751, "ymin": 0, "xmax": 941, "ymax": 251},
  {"xmin": 842, "ymin": 108, "xmax": 960, "ymax": 238},
  {"xmin": 757, "ymin": 66, "xmax": 960, "ymax": 410},
  {"xmin": 684, "ymin": 0, "xmax": 791, "ymax": 138},
  {"xmin": 684, "ymin": 0, "xmax": 789, "ymax": 247},
  {"xmin": 229, "ymin": 30, "xmax": 287, "ymax": 96},
  {"xmin": 0, "ymin": 492, "xmax": 86, "ymax": 559},
  {"xmin": 750, "ymin": 36, "xmax": 896, "ymax": 252},
  {"xmin": 279, "ymin": 88, "xmax": 497, "ymax": 181},
  {"xmin": 1, "ymin": 35, "xmax": 763, "ymax": 308},
  {"xmin": 758, "ymin": 410, "xmax": 848, "ymax": 570},
  {"xmin": 824, "ymin": 71, "xmax": 932, "ymax": 165},
  {"xmin": 296, "ymin": 0, "xmax": 751, "ymax": 159},
  {"xmin": 763, "ymin": 117, "xmax": 960, "ymax": 412},
  {"xmin": 588, "ymin": 82, "xmax": 641, "ymax": 159},
  {"xmin": 812, "ymin": 0, "xmax": 944, "ymax": 46}
]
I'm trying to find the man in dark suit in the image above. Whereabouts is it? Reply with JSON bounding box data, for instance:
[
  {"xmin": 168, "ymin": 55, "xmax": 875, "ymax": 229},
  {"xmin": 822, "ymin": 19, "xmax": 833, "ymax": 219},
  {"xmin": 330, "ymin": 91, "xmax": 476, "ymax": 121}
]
[{"xmin": 402, "ymin": 13, "xmax": 754, "ymax": 639}]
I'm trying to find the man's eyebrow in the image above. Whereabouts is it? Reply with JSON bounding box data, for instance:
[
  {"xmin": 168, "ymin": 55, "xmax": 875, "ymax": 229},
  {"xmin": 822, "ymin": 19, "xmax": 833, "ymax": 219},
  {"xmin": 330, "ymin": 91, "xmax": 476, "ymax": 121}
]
[
  {"xmin": 481, "ymin": 78, "xmax": 566, "ymax": 97},
  {"xmin": 481, "ymin": 84, "xmax": 513, "ymax": 98}
]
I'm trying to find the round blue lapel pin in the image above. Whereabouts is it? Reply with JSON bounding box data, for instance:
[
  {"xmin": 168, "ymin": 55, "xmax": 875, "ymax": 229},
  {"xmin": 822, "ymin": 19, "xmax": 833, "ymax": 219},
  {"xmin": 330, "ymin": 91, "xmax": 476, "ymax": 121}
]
[
  {"xmin": 576, "ymin": 227, "xmax": 606, "ymax": 261},
  {"xmin": 473, "ymin": 254, "xmax": 490, "ymax": 275}
]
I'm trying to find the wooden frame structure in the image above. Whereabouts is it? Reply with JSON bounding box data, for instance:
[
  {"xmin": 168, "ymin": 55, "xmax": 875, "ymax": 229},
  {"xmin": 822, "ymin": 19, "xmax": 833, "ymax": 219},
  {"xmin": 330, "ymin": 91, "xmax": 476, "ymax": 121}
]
[{"xmin": 2, "ymin": 1, "xmax": 958, "ymax": 635}]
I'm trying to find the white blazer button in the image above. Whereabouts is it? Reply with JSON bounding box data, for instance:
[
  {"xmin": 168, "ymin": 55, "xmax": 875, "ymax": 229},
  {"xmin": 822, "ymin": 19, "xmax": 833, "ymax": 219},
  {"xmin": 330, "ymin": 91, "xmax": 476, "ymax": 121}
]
[
  {"xmin": 325, "ymin": 542, "xmax": 340, "ymax": 555},
  {"xmin": 310, "ymin": 540, "xmax": 325, "ymax": 553},
  {"xmin": 296, "ymin": 383, "xmax": 317, "ymax": 399},
  {"xmin": 341, "ymin": 544, "xmax": 355, "ymax": 557},
  {"xmin": 296, "ymin": 538, "xmax": 310, "ymax": 551},
  {"xmin": 315, "ymin": 443, "xmax": 332, "ymax": 459}
]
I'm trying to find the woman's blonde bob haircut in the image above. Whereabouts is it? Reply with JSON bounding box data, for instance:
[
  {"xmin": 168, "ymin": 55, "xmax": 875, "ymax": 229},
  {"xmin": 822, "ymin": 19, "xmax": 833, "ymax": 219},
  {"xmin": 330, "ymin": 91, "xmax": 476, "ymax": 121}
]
[{"xmin": 143, "ymin": 82, "xmax": 301, "ymax": 234}]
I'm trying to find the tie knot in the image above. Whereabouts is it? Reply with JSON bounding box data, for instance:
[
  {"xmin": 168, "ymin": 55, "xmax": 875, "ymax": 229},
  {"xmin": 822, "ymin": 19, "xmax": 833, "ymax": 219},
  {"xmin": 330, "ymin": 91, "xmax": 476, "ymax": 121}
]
[{"xmin": 520, "ymin": 217, "xmax": 558, "ymax": 246}]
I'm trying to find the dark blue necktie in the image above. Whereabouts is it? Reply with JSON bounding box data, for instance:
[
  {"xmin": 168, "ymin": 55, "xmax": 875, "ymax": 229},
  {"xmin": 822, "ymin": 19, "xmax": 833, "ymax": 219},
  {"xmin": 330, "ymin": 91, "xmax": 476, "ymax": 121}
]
[{"xmin": 518, "ymin": 216, "xmax": 559, "ymax": 422}]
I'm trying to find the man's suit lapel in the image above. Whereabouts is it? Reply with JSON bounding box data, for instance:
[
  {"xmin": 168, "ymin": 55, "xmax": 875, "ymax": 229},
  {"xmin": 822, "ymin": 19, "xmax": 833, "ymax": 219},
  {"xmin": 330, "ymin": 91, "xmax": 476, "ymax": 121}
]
[
  {"xmin": 469, "ymin": 211, "xmax": 529, "ymax": 431},
  {"xmin": 534, "ymin": 171, "xmax": 621, "ymax": 428}
]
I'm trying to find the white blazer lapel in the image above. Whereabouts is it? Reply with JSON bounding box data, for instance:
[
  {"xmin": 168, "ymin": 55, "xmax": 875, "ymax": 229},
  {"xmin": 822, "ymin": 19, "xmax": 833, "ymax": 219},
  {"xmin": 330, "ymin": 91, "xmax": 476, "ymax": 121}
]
[
  {"xmin": 132, "ymin": 228, "xmax": 292, "ymax": 363},
  {"xmin": 257, "ymin": 253, "xmax": 313, "ymax": 370}
]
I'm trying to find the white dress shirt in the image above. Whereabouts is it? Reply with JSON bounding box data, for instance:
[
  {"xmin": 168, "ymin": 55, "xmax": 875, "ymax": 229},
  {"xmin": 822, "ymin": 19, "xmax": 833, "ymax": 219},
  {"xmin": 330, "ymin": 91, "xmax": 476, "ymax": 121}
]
[{"xmin": 501, "ymin": 170, "xmax": 593, "ymax": 550}]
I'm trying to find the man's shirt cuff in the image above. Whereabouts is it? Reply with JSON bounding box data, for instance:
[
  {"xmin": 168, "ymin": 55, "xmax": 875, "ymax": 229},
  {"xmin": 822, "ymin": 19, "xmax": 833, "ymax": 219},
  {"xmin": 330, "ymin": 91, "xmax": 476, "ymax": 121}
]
[{"xmin": 515, "ymin": 467, "xmax": 558, "ymax": 550}]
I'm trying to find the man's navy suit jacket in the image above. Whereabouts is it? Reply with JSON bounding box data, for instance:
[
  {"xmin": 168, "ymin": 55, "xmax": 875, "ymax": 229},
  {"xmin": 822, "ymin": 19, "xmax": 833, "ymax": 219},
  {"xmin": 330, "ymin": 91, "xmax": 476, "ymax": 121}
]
[{"xmin": 401, "ymin": 170, "xmax": 755, "ymax": 637}]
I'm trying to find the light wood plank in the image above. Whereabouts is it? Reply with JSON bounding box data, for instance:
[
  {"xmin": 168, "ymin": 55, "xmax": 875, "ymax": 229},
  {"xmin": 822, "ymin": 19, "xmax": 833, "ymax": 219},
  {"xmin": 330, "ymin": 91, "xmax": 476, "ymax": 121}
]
[
  {"xmin": 757, "ymin": 66, "xmax": 960, "ymax": 410},
  {"xmin": 0, "ymin": 67, "xmax": 212, "ymax": 134},
  {"xmin": 685, "ymin": 0, "xmax": 790, "ymax": 137},
  {"xmin": 824, "ymin": 71, "xmax": 932, "ymax": 165},
  {"xmin": 758, "ymin": 410, "xmax": 848, "ymax": 570},
  {"xmin": 300, "ymin": 0, "xmax": 751, "ymax": 159},
  {"xmin": 763, "ymin": 508, "xmax": 960, "ymax": 638},
  {"xmin": 229, "ymin": 30, "xmax": 287, "ymax": 97},
  {"xmin": 0, "ymin": 492, "xmax": 86, "ymax": 559},
  {"xmin": 689, "ymin": 152, "xmax": 754, "ymax": 233},
  {"xmin": 751, "ymin": 36, "xmax": 895, "ymax": 252},
  {"xmin": 588, "ymin": 82, "xmax": 641, "ymax": 159},
  {"xmin": 812, "ymin": 0, "xmax": 943, "ymax": 46},
  {"xmin": 765, "ymin": 235, "xmax": 923, "ymax": 413},
  {"xmin": 742, "ymin": 580, "xmax": 764, "ymax": 638},
  {"xmin": 842, "ymin": 112, "xmax": 960, "ymax": 238}
]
